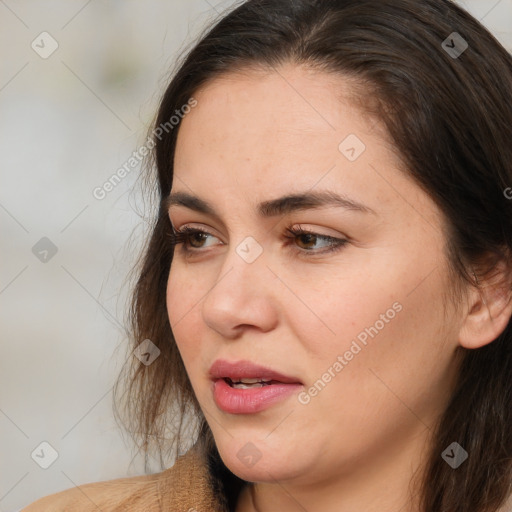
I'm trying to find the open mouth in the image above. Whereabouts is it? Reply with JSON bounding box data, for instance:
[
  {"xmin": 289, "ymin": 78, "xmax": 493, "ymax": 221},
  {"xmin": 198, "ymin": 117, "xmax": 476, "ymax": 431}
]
[
  {"xmin": 209, "ymin": 361, "xmax": 303, "ymax": 413},
  {"xmin": 224, "ymin": 377, "xmax": 281, "ymax": 389},
  {"xmin": 213, "ymin": 375, "xmax": 302, "ymax": 414}
]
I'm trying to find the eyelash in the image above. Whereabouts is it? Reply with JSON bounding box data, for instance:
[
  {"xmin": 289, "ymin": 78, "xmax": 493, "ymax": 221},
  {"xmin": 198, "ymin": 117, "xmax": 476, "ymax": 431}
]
[{"xmin": 166, "ymin": 225, "xmax": 348, "ymax": 256}]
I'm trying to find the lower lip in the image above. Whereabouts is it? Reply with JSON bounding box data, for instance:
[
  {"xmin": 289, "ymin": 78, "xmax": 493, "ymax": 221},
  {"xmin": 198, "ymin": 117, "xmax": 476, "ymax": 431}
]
[{"xmin": 212, "ymin": 379, "xmax": 302, "ymax": 414}]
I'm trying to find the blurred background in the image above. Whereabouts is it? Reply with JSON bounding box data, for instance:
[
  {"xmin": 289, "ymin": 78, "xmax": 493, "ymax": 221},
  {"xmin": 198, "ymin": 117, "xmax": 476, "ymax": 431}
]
[{"xmin": 1, "ymin": 1, "xmax": 511, "ymax": 510}]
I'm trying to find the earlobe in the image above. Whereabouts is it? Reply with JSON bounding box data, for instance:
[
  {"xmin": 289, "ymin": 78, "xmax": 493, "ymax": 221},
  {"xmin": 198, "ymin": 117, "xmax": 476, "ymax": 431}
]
[{"xmin": 458, "ymin": 262, "xmax": 512, "ymax": 349}]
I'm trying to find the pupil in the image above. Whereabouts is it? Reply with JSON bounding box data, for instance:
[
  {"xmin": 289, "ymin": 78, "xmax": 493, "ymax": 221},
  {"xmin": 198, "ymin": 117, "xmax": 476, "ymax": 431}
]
[
  {"xmin": 300, "ymin": 233, "xmax": 316, "ymax": 248},
  {"xmin": 191, "ymin": 233, "xmax": 206, "ymax": 247}
]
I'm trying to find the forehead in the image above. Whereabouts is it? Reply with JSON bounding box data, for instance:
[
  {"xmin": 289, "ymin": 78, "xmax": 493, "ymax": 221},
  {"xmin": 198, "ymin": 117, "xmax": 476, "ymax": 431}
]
[
  {"xmin": 171, "ymin": 65, "xmax": 437, "ymax": 228},
  {"xmin": 175, "ymin": 65, "xmax": 371, "ymax": 164},
  {"xmin": 177, "ymin": 66, "xmax": 378, "ymax": 174}
]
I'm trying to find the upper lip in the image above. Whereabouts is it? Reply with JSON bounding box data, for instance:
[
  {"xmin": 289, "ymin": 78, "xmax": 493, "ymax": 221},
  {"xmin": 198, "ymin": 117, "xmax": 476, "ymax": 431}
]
[{"xmin": 209, "ymin": 359, "xmax": 302, "ymax": 384}]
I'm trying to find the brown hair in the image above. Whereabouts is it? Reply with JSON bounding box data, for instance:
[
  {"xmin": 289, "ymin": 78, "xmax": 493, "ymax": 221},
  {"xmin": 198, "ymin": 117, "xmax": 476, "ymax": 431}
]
[{"xmin": 113, "ymin": 1, "xmax": 512, "ymax": 510}]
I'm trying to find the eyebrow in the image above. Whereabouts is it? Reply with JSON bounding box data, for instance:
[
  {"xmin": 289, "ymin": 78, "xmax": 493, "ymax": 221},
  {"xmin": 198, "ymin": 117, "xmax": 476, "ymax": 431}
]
[{"xmin": 165, "ymin": 190, "xmax": 377, "ymax": 219}]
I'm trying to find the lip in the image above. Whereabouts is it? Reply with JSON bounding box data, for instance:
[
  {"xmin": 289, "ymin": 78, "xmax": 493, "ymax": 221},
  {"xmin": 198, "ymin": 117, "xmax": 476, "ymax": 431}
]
[
  {"xmin": 209, "ymin": 359, "xmax": 303, "ymax": 414},
  {"xmin": 209, "ymin": 359, "xmax": 302, "ymax": 384}
]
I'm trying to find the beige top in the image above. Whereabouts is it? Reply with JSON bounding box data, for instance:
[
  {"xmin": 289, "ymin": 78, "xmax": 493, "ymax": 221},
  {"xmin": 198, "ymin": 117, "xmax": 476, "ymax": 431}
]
[{"xmin": 21, "ymin": 445, "xmax": 230, "ymax": 512}]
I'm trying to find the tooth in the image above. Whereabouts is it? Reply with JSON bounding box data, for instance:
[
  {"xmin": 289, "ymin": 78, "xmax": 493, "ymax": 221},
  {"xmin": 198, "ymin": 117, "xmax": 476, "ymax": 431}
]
[
  {"xmin": 232, "ymin": 382, "xmax": 264, "ymax": 389},
  {"xmin": 238, "ymin": 378, "xmax": 269, "ymax": 384}
]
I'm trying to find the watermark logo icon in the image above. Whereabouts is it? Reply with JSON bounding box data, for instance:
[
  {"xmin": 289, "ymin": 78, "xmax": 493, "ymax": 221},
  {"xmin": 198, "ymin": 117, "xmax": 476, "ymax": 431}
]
[
  {"xmin": 339, "ymin": 134, "xmax": 366, "ymax": 162},
  {"xmin": 31, "ymin": 441, "xmax": 59, "ymax": 469},
  {"xmin": 134, "ymin": 338, "xmax": 161, "ymax": 366},
  {"xmin": 237, "ymin": 442, "xmax": 262, "ymax": 468},
  {"xmin": 441, "ymin": 442, "xmax": 468, "ymax": 469},
  {"xmin": 31, "ymin": 32, "xmax": 59, "ymax": 59},
  {"xmin": 236, "ymin": 236, "xmax": 263, "ymax": 263},
  {"xmin": 442, "ymin": 32, "xmax": 468, "ymax": 59},
  {"xmin": 32, "ymin": 237, "xmax": 58, "ymax": 263}
]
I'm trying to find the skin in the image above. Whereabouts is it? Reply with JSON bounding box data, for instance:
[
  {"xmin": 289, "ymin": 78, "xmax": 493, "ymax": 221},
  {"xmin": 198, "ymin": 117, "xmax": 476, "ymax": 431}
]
[{"xmin": 166, "ymin": 64, "xmax": 511, "ymax": 512}]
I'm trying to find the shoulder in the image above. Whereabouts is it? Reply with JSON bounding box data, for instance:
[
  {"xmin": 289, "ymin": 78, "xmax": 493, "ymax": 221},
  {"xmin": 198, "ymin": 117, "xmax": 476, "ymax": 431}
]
[
  {"xmin": 21, "ymin": 467, "xmax": 165, "ymax": 512},
  {"xmin": 20, "ymin": 446, "xmax": 225, "ymax": 512}
]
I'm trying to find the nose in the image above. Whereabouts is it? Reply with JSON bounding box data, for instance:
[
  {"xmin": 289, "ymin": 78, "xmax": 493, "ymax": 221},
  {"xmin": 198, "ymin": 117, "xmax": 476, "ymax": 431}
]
[{"xmin": 201, "ymin": 241, "xmax": 279, "ymax": 339}]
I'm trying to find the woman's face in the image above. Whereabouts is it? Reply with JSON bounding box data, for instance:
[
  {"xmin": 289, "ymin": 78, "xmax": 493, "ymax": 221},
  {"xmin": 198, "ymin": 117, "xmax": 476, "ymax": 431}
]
[{"xmin": 166, "ymin": 64, "xmax": 463, "ymax": 486}]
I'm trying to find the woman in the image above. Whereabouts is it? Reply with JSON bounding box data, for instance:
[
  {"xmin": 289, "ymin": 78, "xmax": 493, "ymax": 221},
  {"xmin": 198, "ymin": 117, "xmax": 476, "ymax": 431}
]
[{"xmin": 22, "ymin": 0, "xmax": 512, "ymax": 511}]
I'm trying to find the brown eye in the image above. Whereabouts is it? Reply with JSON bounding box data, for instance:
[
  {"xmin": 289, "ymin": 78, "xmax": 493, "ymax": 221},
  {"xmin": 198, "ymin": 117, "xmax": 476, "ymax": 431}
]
[
  {"xmin": 188, "ymin": 231, "xmax": 209, "ymax": 248},
  {"xmin": 168, "ymin": 227, "xmax": 220, "ymax": 253},
  {"xmin": 296, "ymin": 233, "xmax": 318, "ymax": 250},
  {"xmin": 284, "ymin": 226, "xmax": 349, "ymax": 255}
]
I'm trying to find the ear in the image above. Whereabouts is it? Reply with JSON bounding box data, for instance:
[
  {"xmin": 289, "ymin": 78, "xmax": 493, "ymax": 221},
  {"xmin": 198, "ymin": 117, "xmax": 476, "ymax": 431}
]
[{"xmin": 458, "ymin": 257, "xmax": 512, "ymax": 349}]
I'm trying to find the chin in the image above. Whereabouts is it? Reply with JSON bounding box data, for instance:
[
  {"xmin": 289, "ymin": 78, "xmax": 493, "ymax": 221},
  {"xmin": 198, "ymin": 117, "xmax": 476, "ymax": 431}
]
[{"xmin": 214, "ymin": 435, "xmax": 303, "ymax": 483}]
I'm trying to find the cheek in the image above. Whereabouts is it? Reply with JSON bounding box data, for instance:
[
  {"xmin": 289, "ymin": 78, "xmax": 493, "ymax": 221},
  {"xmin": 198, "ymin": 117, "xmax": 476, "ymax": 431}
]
[
  {"xmin": 166, "ymin": 265, "xmax": 205, "ymax": 369},
  {"xmin": 294, "ymin": 245, "xmax": 453, "ymax": 386},
  {"xmin": 299, "ymin": 263, "xmax": 455, "ymax": 429},
  {"xmin": 166, "ymin": 274, "xmax": 218, "ymax": 411},
  {"xmin": 285, "ymin": 262, "xmax": 406, "ymax": 360},
  {"xmin": 310, "ymin": 246, "xmax": 448, "ymax": 355}
]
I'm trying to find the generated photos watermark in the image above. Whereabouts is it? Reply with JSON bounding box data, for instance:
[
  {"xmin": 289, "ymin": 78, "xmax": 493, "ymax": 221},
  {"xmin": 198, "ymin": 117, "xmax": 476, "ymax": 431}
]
[
  {"xmin": 298, "ymin": 301, "xmax": 403, "ymax": 405},
  {"xmin": 92, "ymin": 97, "xmax": 198, "ymax": 200}
]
